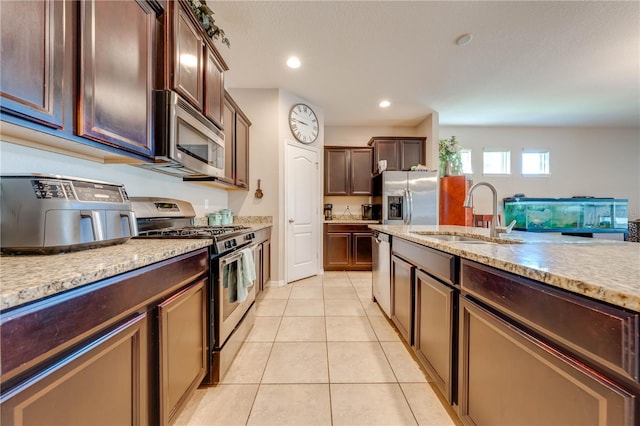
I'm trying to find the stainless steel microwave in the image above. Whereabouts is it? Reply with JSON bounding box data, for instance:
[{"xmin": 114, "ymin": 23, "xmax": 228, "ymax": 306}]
[{"xmin": 136, "ymin": 90, "xmax": 225, "ymax": 178}]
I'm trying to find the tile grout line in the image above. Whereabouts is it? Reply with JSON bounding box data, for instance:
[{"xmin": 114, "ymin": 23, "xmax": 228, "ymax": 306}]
[
  {"xmin": 244, "ymin": 293, "xmax": 287, "ymax": 425},
  {"xmin": 322, "ymin": 278, "xmax": 335, "ymax": 426}
]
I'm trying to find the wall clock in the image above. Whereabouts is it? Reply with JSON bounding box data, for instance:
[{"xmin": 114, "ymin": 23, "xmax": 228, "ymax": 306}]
[{"xmin": 289, "ymin": 103, "xmax": 319, "ymax": 144}]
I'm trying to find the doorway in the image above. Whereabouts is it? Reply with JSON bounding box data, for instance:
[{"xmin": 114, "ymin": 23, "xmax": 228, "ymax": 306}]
[{"xmin": 285, "ymin": 141, "xmax": 319, "ymax": 282}]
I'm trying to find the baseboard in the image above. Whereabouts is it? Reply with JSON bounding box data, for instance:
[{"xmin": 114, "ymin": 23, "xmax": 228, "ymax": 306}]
[{"xmin": 265, "ymin": 279, "xmax": 286, "ymax": 288}]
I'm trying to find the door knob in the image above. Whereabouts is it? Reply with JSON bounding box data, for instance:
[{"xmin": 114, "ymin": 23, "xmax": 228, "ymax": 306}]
[{"xmin": 289, "ymin": 219, "xmax": 295, "ymax": 223}]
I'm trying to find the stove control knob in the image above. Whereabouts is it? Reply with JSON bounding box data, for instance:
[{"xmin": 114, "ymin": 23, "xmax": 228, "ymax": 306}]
[
  {"xmin": 225, "ymin": 241, "xmax": 232, "ymax": 249},
  {"xmin": 232, "ymin": 240, "xmax": 237, "ymax": 247}
]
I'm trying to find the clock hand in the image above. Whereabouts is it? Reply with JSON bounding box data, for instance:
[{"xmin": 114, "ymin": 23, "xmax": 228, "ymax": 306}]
[{"xmin": 293, "ymin": 118, "xmax": 309, "ymax": 126}]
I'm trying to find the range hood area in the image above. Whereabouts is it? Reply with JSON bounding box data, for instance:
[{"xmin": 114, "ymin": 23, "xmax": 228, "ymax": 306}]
[{"xmin": 134, "ymin": 91, "xmax": 225, "ymax": 179}]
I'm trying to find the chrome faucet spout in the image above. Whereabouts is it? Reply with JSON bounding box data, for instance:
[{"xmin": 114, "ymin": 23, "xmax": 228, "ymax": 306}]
[{"xmin": 463, "ymin": 182, "xmax": 499, "ymax": 237}]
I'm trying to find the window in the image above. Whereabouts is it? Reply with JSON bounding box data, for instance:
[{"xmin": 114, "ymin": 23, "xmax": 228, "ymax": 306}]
[
  {"xmin": 522, "ymin": 150, "xmax": 550, "ymax": 175},
  {"xmin": 483, "ymin": 150, "xmax": 511, "ymax": 175},
  {"xmin": 460, "ymin": 149, "xmax": 473, "ymax": 174}
]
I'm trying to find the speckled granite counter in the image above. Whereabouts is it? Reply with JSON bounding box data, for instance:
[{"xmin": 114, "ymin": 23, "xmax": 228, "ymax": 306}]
[
  {"xmin": 248, "ymin": 223, "xmax": 272, "ymax": 232},
  {"xmin": 370, "ymin": 224, "xmax": 640, "ymax": 312},
  {"xmin": 0, "ymin": 239, "xmax": 212, "ymax": 311}
]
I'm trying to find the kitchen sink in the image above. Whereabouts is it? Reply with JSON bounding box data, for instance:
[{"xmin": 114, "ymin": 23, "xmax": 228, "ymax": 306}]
[
  {"xmin": 422, "ymin": 234, "xmax": 491, "ymax": 243},
  {"xmin": 412, "ymin": 232, "xmax": 523, "ymax": 244}
]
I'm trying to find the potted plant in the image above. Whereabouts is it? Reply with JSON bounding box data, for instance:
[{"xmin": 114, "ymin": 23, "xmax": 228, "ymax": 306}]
[
  {"xmin": 439, "ymin": 136, "xmax": 462, "ymax": 176},
  {"xmin": 188, "ymin": 0, "xmax": 230, "ymax": 47}
]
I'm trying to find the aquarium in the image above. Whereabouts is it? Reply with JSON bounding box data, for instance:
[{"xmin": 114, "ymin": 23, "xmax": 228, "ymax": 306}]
[{"xmin": 503, "ymin": 197, "xmax": 628, "ymax": 232}]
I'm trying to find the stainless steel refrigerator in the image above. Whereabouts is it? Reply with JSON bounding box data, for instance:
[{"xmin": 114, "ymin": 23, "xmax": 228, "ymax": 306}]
[{"xmin": 372, "ymin": 171, "xmax": 439, "ymax": 225}]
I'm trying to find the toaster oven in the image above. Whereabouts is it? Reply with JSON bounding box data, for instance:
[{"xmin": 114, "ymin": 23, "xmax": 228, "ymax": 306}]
[{"xmin": 1, "ymin": 174, "xmax": 137, "ymax": 254}]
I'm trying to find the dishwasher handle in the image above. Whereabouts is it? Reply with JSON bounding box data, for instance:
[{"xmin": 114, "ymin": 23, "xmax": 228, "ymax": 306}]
[{"xmin": 373, "ymin": 231, "xmax": 390, "ymax": 244}]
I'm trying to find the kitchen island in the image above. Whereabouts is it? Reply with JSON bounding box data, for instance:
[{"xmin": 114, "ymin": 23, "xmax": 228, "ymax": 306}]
[
  {"xmin": 369, "ymin": 224, "xmax": 640, "ymax": 311},
  {"xmin": 370, "ymin": 224, "xmax": 639, "ymax": 426}
]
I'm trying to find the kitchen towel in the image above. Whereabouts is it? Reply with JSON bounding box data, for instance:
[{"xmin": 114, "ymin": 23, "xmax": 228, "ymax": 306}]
[{"xmin": 236, "ymin": 247, "xmax": 256, "ymax": 302}]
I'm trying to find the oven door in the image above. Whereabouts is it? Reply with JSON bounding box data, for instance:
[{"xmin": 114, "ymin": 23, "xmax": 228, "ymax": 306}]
[{"xmin": 215, "ymin": 246, "xmax": 256, "ymax": 348}]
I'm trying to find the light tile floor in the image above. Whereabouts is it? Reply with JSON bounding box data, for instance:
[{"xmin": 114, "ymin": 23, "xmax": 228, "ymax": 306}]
[{"xmin": 174, "ymin": 271, "xmax": 458, "ymax": 426}]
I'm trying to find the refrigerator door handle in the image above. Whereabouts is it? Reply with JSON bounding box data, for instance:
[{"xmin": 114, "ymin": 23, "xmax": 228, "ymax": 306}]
[
  {"xmin": 403, "ymin": 189, "xmax": 408, "ymax": 225},
  {"xmin": 407, "ymin": 189, "xmax": 413, "ymax": 225},
  {"xmin": 402, "ymin": 189, "xmax": 409, "ymax": 225}
]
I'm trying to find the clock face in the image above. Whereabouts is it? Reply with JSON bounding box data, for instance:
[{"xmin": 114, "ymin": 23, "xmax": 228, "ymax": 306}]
[{"xmin": 289, "ymin": 103, "xmax": 319, "ymax": 144}]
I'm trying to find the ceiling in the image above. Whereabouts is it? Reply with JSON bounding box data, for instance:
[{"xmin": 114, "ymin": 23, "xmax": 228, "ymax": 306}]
[{"xmin": 211, "ymin": 1, "xmax": 640, "ymax": 128}]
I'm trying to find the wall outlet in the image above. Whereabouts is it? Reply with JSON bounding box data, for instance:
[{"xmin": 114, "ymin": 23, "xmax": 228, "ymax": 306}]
[{"xmin": 204, "ymin": 199, "xmax": 209, "ymax": 210}]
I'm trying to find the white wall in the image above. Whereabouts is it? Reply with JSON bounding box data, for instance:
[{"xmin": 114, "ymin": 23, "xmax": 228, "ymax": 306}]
[
  {"xmin": 438, "ymin": 126, "xmax": 640, "ymax": 221},
  {"xmin": 324, "ymin": 125, "xmax": 420, "ymax": 147},
  {"xmin": 0, "ymin": 141, "xmax": 227, "ymax": 216},
  {"xmin": 416, "ymin": 112, "xmax": 439, "ymax": 170},
  {"xmin": 227, "ymin": 89, "xmax": 325, "ymax": 284}
]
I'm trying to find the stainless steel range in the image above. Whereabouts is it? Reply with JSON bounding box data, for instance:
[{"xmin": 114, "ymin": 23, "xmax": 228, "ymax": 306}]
[{"xmin": 131, "ymin": 197, "xmax": 256, "ymax": 384}]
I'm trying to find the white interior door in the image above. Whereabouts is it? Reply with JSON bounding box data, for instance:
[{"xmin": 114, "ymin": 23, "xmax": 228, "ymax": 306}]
[{"xmin": 286, "ymin": 141, "xmax": 318, "ymax": 283}]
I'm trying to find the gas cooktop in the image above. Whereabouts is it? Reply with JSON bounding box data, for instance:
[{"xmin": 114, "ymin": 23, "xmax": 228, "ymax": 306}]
[{"xmin": 137, "ymin": 225, "xmax": 249, "ymax": 239}]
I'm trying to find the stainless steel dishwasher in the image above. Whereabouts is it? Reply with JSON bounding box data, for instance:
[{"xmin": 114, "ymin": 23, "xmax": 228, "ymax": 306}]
[{"xmin": 372, "ymin": 230, "xmax": 391, "ymax": 317}]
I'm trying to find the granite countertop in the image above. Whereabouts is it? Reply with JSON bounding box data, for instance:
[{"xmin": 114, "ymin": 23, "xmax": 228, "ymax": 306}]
[
  {"xmin": 370, "ymin": 224, "xmax": 640, "ymax": 312},
  {"xmin": 325, "ymin": 219, "xmax": 381, "ymax": 224},
  {"xmin": 250, "ymin": 223, "xmax": 273, "ymax": 231},
  {"xmin": 0, "ymin": 239, "xmax": 212, "ymax": 311}
]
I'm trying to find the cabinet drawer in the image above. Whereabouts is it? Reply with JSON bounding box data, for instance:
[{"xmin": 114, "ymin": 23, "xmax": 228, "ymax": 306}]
[
  {"xmin": 392, "ymin": 238, "xmax": 457, "ymax": 285},
  {"xmin": 325, "ymin": 224, "xmax": 371, "ymax": 233},
  {"xmin": 461, "ymin": 260, "xmax": 639, "ymax": 383}
]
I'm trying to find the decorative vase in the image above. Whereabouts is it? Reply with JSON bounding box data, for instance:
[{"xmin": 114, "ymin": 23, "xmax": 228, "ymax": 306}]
[{"xmin": 444, "ymin": 161, "xmax": 452, "ymax": 177}]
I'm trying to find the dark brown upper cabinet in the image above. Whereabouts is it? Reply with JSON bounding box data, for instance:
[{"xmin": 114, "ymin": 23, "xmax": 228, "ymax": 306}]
[
  {"xmin": 221, "ymin": 92, "xmax": 250, "ymax": 189},
  {"xmin": 204, "ymin": 46, "xmax": 225, "ymax": 129},
  {"xmin": 78, "ymin": 0, "xmax": 156, "ymax": 157},
  {"xmin": 0, "ymin": 0, "xmax": 65, "ymax": 129},
  {"xmin": 172, "ymin": 4, "xmax": 204, "ymax": 109},
  {"xmin": 167, "ymin": 0, "xmax": 228, "ymax": 129},
  {"xmin": 368, "ymin": 137, "xmax": 426, "ymax": 173},
  {"xmin": 324, "ymin": 147, "xmax": 373, "ymax": 196}
]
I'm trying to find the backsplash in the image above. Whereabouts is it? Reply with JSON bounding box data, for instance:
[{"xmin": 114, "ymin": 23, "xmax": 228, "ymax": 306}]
[{"xmin": 194, "ymin": 215, "xmax": 273, "ymax": 226}]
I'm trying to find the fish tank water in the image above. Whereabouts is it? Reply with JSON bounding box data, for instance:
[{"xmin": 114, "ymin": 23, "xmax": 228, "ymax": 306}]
[{"xmin": 503, "ymin": 197, "xmax": 628, "ymax": 233}]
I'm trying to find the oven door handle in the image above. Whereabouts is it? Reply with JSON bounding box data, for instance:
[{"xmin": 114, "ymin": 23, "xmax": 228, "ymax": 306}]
[{"xmin": 221, "ymin": 251, "xmax": 244, "ymax": 266}]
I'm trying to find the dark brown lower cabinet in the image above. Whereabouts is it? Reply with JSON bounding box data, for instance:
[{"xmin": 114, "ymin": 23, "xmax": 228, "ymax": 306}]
[
  {"xmin": 324, "ymin": 224, "xmax": 372, "ymax": 271},
  {"xmin": 458, "ymin": 296, "xmax": 636, "ymax": 426},
  {"xmin": 0, "ymin": 249, "xmax": 209, "ymax": 425},
  {"xmin": 0, "ymin": 313, "xmax": 149, "ymax": 425},
  {"xmin": 262, "ymin": 239, "xmax": 271, "ymax": 285},
  {"xmin": 414, "ymin": 270, "xmax": 456, "ymax": 404},
  {"xmin": 252, "ymin": 227, "xmax": 272, "ymax": 298},
  {"xmin": 253, "ymin": 238, "xmax": 271, "ymax": 296},
  {"xmin": 391, "ymin": 254, "xmax": 414, "ymax": 343},
  {"xmin": 325, "ymin": 232, "xmax": 351, "ymax": 269},
  {"xmin": 254, "ymin": 242, "xmax": 264, "ymax": 297},
  {"xmin": 158, "ymin": 279, "xmax": 207, "ymax": 426}
]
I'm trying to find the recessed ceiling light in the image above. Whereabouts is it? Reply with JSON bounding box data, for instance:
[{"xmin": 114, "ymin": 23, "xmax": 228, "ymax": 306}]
[
  {"xmin": 379, "ymin": 100, "xmax": 391, "ymax": 108},
  {"xmin": 286, "ymin": 56, "xmax": 301, "ymax": 69},
  {"xmin": 455, "ymin": 33, "xmax": 473, "ymax": 46}
]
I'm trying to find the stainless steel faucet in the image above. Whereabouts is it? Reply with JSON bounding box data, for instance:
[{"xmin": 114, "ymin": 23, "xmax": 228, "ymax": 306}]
[{"xmin": 463, "ymin": 182, "xmax": 499, "ymax": 238}]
